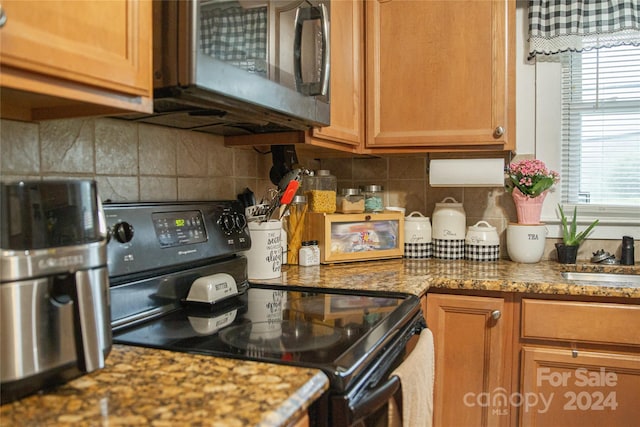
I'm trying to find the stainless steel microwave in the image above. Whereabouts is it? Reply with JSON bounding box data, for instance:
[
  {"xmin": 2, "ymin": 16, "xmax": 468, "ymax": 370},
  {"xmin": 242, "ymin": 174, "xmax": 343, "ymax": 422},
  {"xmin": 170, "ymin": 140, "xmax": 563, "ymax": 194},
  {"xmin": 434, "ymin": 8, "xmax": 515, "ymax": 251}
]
[{"xmin": 126, "ymin": 0, "xmax": 330, "ymax": 136}]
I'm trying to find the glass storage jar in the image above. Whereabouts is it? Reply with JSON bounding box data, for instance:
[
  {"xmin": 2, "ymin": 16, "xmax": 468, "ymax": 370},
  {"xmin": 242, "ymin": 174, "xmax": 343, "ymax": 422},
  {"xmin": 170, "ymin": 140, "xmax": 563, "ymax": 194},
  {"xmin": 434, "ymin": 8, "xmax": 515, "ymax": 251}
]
[
  {"xmin": 303, "ymin": 170, "xmax": 337, "ymax": 213},
  {"xmin": 361, "ymin": 185, "xmax": 384, "ymax": 213},
  {"xmin": 299, "ymin": 240, "xmax": 320, "ymax": 266},
  {"xmin": 287, "ymin": 195, "xmax": 308, "ymax": 265},
  {"xmin": 336, "ymin": 188, "xmax": 365, "ymax": 213}
]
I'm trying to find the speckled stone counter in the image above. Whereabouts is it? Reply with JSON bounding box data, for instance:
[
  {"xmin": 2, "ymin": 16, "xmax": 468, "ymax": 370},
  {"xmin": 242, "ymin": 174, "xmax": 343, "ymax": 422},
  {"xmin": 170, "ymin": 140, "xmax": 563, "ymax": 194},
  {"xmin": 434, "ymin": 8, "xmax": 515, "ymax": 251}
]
[
  {"xmin": 0, "ymin": 345, "xmax": 328, "ymax": 427},
  {"xmin": 3, "ymin": 259, "xmax": 637, "ymax": 426},
  {"xmin": 260, "ymin": 259, "xmax": 640, "ymax": 299}
]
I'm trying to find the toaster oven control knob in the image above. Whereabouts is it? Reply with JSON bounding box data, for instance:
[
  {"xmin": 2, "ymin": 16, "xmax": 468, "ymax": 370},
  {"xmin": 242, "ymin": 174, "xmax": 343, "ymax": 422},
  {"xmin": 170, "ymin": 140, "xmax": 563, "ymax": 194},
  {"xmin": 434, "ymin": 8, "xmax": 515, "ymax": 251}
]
[
  {"xmin": 113, "ymin": 221, "xmax": 135, "ymax": 243},
  {"xmin": 234, "ymin": 213, "xmax": 247, "ymax": 231}
]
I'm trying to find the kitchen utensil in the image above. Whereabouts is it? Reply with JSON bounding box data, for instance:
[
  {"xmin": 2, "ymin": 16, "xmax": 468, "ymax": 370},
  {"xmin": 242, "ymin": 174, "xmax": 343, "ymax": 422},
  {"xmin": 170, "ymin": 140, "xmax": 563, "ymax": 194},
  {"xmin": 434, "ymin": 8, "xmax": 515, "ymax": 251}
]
[
  {"xmin": 237, "ymin": 188, "xmax": 256, "ymax": 208},
  {"xmin": 1, "ymin": 180, "xmax": 112, "ymax": 404},
  {"xmin": 245, "ymin": 203, "xmax": 271, "ymax": 222},
  {"xmin": 278, "ymin": 168, "xmax": 304, "ymax": 191},
  {"xmin": 280, "ymin": 179, "xmax": 300, "ymax": 205}
]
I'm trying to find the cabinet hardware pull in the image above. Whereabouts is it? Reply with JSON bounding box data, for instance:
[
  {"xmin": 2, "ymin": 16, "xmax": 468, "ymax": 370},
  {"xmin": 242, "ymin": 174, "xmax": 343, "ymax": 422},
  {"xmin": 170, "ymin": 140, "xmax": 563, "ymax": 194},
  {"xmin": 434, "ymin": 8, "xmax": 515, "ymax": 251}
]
[
  {"xmin": 491, "ymin": 310, "xmax": 501, "ymax": 320},
  {"xmin": 493, "ymin": 126, "xmax": 505, "ymax": 138},
  {"xmin": 572, "ymin": 349, "xmax": 578, "ymax": 358},
  {"xmin": 0, "ymin": 5, "xmax": 7, "ymax": 28}
]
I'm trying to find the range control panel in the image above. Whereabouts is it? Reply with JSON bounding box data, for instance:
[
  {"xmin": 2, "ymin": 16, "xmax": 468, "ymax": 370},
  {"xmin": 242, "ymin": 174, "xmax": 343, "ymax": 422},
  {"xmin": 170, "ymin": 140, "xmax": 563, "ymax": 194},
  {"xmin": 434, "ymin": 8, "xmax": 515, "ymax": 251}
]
[{"xmin": 104, "ymin": 201, "xmax": 251, "ymax": 280}]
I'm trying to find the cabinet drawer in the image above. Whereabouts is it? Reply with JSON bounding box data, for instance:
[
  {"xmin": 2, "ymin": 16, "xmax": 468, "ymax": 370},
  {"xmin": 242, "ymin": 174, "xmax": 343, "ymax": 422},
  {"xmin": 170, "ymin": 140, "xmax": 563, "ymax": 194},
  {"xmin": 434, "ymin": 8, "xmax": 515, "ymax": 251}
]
[{"xmin": 521, "ymin": 299, "xmax": 640, "ymax": 346}]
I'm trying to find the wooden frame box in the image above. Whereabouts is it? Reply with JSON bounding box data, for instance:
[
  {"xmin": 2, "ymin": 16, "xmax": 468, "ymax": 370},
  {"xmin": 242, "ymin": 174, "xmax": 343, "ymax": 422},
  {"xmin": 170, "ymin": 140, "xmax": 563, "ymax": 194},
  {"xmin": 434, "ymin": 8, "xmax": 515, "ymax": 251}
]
[{"xmin": 306, "ymin": 212, "xmax": 404, "ymax": 264}]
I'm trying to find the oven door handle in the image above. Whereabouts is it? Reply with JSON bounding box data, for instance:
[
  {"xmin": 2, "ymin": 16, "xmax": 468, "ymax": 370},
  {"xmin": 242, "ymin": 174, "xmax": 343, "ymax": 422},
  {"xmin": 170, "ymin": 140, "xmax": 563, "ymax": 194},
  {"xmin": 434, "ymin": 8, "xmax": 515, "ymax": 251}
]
[{"xmin": 350, "ymin": 375, "xmax": 400, "ymax": 421}]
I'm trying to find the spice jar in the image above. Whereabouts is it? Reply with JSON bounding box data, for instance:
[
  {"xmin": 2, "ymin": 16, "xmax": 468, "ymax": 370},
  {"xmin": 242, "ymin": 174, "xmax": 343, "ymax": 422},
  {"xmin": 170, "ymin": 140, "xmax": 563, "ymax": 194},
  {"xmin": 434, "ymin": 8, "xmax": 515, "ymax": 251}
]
[
  {"xmin": 336, "ymin": 188, "xmax": 365, "ymax": 213},
  {"xmin": 303, "ymin": 170, "xmax": 337, "ymax": 213},
  {"xmin": 287, "ymin": 195, "xmax": 308, "ymax": 265},
  {"xmin": 361, "ymin": 185, "xmax": 384, "ymax": 213},
  {"xmin": 299, "ymin": 240, "xmax": 320, "ymax": 266}
]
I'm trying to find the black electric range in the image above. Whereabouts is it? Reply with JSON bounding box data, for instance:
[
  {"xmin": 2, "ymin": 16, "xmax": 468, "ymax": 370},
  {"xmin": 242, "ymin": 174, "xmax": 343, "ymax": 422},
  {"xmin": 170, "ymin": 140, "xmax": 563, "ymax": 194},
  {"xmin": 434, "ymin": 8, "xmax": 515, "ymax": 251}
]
[{"xmin": 105, "ymin": 202, "xmax": 424, "ymax": 427}]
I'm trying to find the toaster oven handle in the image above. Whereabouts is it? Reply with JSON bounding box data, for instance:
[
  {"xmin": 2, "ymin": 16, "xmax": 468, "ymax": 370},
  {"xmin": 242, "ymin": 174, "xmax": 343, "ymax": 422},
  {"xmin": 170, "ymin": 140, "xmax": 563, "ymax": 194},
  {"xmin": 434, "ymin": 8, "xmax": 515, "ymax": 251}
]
[{"xmin": 294, "ymin": 2, "xmax": 330, "ymax": 97}]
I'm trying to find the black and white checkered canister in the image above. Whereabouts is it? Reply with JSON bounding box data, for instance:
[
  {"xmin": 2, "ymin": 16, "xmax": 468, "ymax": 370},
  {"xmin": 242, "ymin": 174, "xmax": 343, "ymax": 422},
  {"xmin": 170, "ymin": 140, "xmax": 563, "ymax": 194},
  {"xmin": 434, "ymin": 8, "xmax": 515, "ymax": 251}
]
[
  {"xmin": 464, "ymin": 221, "xmax": 501, "ymax": 262},
  {"xmin": 465, "ymin": 244, "xmax": 500, "ymax": 262},
  {"xmin": 433, "ymin": 239, "xmax": 465, "ymax": 260},
  {"xmin": 404, "ymin": 242, "xmax": 433, "ymax": 259}
]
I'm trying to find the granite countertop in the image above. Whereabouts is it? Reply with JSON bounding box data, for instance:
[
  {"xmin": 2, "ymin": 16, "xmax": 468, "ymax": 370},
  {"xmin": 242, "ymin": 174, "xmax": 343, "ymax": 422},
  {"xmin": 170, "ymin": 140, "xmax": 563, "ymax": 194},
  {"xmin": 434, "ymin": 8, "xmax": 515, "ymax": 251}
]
[
  {"xmin": 265, "ymin": 259, "xmax": 640, "ymax": 299},
  {"xmin": 0, "ymin": 345, "xmax": 329, "ymax": 427},
  {"xmin": 3, "ymin": 259, "xmax": 638, "ymax": 426}
]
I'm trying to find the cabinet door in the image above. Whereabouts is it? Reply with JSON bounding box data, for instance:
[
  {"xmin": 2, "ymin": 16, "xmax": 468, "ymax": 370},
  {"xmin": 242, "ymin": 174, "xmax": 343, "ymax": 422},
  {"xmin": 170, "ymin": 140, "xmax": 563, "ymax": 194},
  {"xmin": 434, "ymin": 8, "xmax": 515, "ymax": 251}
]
[
  {"xmin": 310, "ymin": 0, "xmax": 364, "ymax": 150},
  {"xmin": 0, "ymin": 0, "xmax": 152, "ymax": 119},
  {"xmin": 365, "ymin": 0, "xmax": 514, "ymax": 150},
  {"xmin": 426, "ymin": 293, "xmax": 511, "ymax": 427},
  {"xmin": 520, "ymin": 347, "xmax": 640, "ymax": 426}
]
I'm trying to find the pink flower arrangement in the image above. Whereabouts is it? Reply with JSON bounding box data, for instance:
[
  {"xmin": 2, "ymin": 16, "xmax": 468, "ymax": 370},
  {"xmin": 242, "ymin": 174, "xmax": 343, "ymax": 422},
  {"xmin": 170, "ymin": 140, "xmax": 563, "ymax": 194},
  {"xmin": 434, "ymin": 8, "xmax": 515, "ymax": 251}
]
[{"xmin": 506, "ymin": 159, "xmax": 559, "ymax": 198}]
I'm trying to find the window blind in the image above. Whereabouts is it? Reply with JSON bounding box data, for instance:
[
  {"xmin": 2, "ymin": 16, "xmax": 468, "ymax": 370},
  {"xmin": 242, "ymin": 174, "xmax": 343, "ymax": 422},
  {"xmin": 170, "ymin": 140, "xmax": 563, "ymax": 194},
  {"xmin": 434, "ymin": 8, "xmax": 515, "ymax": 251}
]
[{"xmin": 560, "ymin": 45, "xmax": 640, "ymax": 208}]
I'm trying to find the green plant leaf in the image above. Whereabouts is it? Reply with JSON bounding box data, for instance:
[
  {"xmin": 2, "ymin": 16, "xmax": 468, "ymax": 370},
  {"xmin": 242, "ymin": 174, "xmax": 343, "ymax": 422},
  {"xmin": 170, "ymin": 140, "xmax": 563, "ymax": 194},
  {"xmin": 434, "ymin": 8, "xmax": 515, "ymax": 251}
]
[
  {"xmin": 557, "ymin": 203, "xmax": 599, "ymax": 246},
  {"xmin": 570, "ymin": 206, "xmax": 578, "ymax": 243},
  {"xmin": 573, "ymin": 219, "xmax": 600, "ymax": 245}
]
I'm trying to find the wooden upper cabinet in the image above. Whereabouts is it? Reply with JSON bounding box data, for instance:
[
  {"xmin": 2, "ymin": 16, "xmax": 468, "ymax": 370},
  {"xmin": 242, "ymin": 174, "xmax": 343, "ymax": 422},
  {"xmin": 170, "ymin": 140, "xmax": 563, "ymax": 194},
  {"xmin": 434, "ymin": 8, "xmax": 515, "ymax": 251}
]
[
  {"xmin": 309, "ymin": 0, "xmax": 364, "ymax": 152},
  {"xmin": 365, "ymin": 0, "xmax": 515, "ymax": 151},
  {"xmin": 0, "ymin": 0, "xmax": 152, "ymax": 121}
]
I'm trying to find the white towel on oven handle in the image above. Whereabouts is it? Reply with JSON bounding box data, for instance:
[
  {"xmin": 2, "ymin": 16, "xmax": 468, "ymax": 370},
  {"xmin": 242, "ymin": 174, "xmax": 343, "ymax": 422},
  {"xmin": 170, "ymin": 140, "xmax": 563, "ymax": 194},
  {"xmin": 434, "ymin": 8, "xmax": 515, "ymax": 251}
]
[{"xmin": 388, "ymin": 328, "xmax": 434, "ymax": 427}]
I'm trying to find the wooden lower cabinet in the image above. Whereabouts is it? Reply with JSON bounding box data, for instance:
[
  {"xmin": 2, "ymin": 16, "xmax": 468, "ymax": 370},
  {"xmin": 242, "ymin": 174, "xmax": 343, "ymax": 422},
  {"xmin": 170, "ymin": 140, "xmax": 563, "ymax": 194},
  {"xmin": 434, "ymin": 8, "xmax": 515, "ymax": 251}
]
[
  {"xmin": 518, "ymin": 297, "xmax": 640, "ymax": 426},
  {"xmin": 520, "ymin": 347, "xmax": 640, "ymax": 426},
  {"xmin": 426, "ymin": 293, "xmax": 513, "ymax": 427}
]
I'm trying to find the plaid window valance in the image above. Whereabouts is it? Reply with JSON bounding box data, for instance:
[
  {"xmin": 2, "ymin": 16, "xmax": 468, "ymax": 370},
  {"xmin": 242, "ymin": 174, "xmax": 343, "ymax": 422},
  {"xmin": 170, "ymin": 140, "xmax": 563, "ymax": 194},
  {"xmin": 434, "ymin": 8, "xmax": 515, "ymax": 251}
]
[{"xmin": 528, "ymin": 0, "xmax": 640, "ymax": 60}]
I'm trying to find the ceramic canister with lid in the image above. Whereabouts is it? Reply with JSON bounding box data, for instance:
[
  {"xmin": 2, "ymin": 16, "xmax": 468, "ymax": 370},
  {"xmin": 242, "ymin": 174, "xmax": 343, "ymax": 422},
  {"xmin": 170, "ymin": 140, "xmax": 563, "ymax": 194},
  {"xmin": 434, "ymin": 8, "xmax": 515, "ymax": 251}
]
[
  {"xmin": 404, "ymin": 211, "xmax": 432, "ymax": 259},
  {"xmin": 432, "ymin": 197, "xmax": 466, "ymax": 259},
  {"xmin": 465, "ymin": 221, "xmax": 500, "ymax": 261}
]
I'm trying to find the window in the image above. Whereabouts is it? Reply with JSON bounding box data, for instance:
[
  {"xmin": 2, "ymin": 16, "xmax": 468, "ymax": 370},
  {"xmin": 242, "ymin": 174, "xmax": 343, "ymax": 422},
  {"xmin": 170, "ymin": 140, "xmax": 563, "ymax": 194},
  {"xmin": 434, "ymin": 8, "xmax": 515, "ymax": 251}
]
[{"xmin": 560, "ymin": 45, "xmax": 640, "ymax": 208}]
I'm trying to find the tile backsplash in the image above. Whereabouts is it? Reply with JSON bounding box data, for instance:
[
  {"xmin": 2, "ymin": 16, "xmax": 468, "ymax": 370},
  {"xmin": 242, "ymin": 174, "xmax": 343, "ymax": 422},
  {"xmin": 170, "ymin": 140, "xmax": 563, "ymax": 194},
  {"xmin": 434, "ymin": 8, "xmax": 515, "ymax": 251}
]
[
  {"xmin": 0, "ymin": 118, "xmax": 627, "ymax": 260},
  {"xmin": 1, "ymin": 118, "xmax": 275, "ymax": 203}
]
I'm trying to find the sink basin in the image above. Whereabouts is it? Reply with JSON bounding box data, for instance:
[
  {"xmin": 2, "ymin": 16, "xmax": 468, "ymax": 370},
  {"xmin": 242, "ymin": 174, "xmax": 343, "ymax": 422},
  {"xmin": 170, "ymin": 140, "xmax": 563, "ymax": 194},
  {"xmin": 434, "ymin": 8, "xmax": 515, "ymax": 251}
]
[{"xmin": 561, "ymin": 272, "xmax": 640, "ymax": 286}]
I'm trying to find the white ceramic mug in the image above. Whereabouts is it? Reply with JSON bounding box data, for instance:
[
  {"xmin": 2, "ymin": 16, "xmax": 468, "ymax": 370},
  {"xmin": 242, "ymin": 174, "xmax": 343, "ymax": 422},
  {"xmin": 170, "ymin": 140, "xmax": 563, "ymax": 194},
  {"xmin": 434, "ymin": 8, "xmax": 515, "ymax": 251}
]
[{"xmin": 506, "ymin": 223, "xmax": 547, "ymax": 263}]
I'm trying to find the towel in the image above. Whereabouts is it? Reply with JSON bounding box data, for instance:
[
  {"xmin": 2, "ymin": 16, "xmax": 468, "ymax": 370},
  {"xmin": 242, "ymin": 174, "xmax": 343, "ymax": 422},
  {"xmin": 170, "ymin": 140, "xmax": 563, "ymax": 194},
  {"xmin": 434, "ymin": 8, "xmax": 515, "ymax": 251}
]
[{"xmin": 388, "ymin": 328, "xmax": 435, "ymax": 427}]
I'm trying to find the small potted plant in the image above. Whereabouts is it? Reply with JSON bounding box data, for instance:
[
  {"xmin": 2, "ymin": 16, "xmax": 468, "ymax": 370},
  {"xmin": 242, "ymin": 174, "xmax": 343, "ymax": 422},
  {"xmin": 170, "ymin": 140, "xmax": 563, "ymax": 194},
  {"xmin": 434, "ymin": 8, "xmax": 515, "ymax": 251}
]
[{"xmin": 555, "ymin": 204, "xmax": 599, "ymax": 264}]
